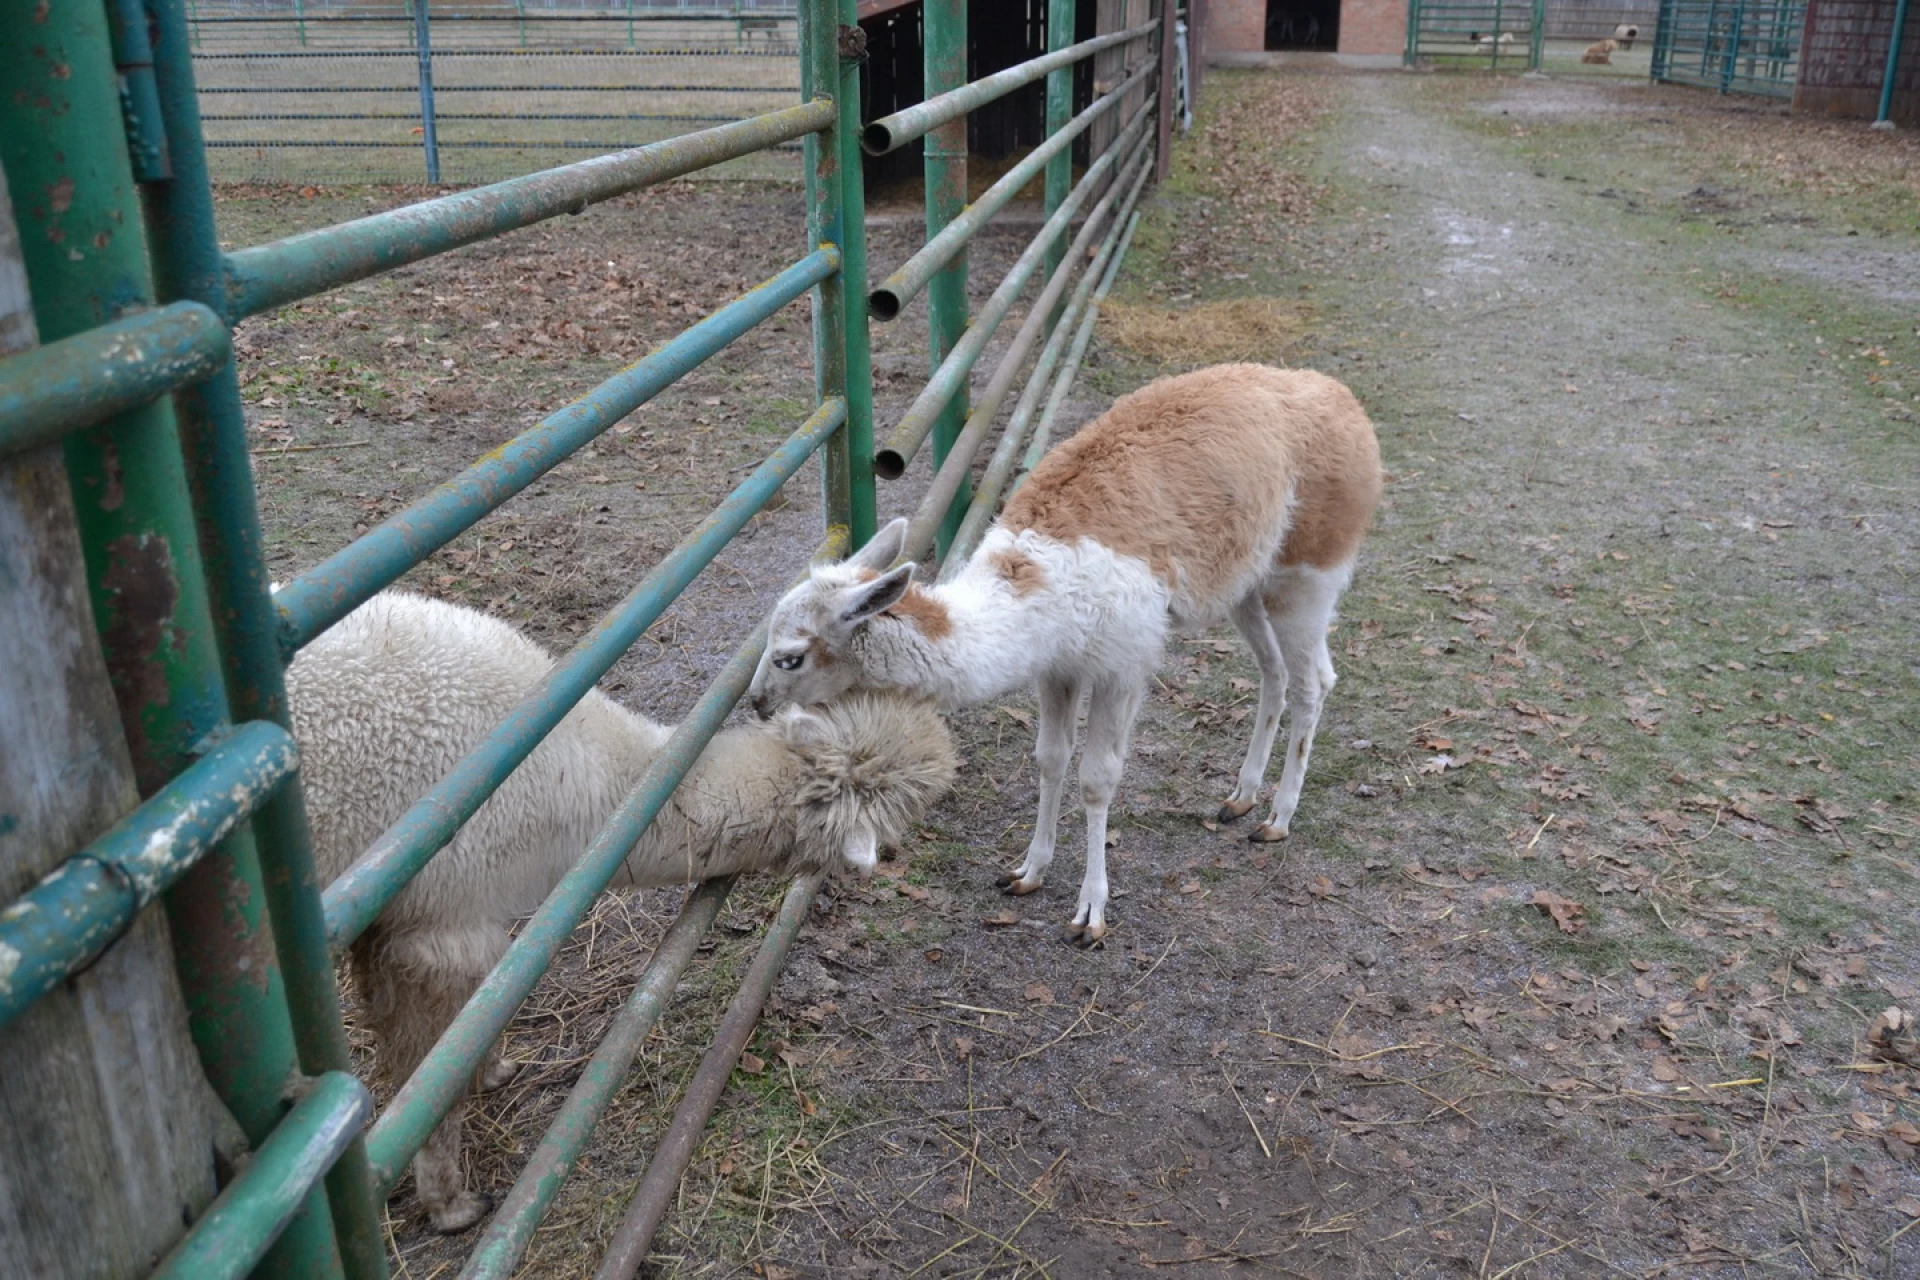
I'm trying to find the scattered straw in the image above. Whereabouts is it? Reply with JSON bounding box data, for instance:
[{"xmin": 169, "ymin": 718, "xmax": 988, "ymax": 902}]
[{"xmin": 1099, "ymin": 296, "xmax": 1310, "ymax": 367}]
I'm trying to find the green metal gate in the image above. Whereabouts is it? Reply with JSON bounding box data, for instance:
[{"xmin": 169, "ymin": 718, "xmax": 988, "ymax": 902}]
[
  {"xmin": 0, "ymin": 0, "xmax": 1172, "ymax": 1274},
  {"xmin": 1651, "ymin": 0, "xmax": 1807, "ymax": 97},
  {"xmin": 1405, "ymin": 0, "xmax": 1547, "ymax": 69}
]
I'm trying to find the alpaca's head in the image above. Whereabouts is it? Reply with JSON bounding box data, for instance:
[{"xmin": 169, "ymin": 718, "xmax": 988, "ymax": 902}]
[
  {"xmin": 772, "ymin": 690, "xmax": 955, "ymax": 876},
  {"xmin": 750, "ymin": 518, "xmax": 917, "ymax": 717}
]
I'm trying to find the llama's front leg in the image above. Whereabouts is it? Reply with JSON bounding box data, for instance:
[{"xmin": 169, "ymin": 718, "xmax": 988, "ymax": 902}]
[
  {"xmin": 1219, "ymin": 593, "xmax": 1289, "ymax": 822},
  {"xmin": 1064, "ymin": 679, "xmax": 1147, "ymax": 947},
  {"xmin": 1254, "ymin": 634, "xmax": 1336, "ymax": 843},
  {"xmin": 999, "ymin": 675, "xmax": 1081, "ymax": 894}
]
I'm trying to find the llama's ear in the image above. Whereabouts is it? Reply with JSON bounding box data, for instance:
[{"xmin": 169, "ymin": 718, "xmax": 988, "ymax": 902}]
[
  {"xmin": 841, "ymin": 823, "xmax": 879, "ymax": 878},
  {"xmin": 837, "ymin": 562, "xmax": 915, "ymax": 626},
  {"xmin": 845, "ymin": 518, "xmax": 908, "ymax": 574},
  {"xmin": 777, "ymin": 705, "xmax": 833, "ymax": 749}
]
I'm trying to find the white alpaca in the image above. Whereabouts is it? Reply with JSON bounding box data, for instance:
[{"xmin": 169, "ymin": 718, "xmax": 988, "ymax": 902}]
[
  {"xmin": 286, "ymin": 591, "xmax": 955, "ymax": 1232},
  {"xmin": 749, "ymin": 364, "xmax": 1382, "ymax": 946}
]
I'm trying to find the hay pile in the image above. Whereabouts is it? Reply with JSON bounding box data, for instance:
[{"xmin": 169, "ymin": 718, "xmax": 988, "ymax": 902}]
[{"xmin": 1098, "ymin": 295, "xmax": 1310, "ymax": 366}]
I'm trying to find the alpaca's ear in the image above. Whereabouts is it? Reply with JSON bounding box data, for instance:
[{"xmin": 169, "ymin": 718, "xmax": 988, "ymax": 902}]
[
  {"xmin": 836, "ymin": 562, "xmax": 914, "ymax": 626},
  {"xmin": 841, "ymin": 823, "xmax": 879, "ymax": 877},
  {"xmin": 777, "ymin": 705, "xmax": 833, "ymax": 749},
  {"xmin": 845, "ymin": 518, "xmax": 908, "ymax": 574}
]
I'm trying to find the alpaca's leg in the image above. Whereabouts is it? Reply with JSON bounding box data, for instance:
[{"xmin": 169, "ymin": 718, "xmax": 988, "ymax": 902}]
[
  {"xmin": 1253, "ymin": 567, "xmax": 1347, "ymax": 842},
  {"xmin": 353, "ymin": 925, "xmax": 510, "ymax": 1233},
  {"xmin": 1000, "ymin": 674, "xmax": 1081, "ymax": 894},
  {"xmin": 1219, "ymin": 591, "xmax": 1290, "ymax": 822},
  {"xmin": 1065, "ymin": 677, "xmax": 1147, "ymax": 946}
]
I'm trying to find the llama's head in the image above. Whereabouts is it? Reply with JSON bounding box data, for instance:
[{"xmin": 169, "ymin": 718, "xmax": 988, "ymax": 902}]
[
  {"xmin": 774, "ymin": 690, "xmax": 955, "ymax": 875},
  {"xmin": 750, "ymin": 517, "xmax": 916, "ymax": 716}
]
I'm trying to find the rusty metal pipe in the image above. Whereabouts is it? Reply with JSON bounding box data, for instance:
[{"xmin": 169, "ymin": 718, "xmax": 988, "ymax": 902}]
[
  {"xmin": 592, "ymin": 873, "xmax": 824, "ymax": 1280},
  {"xmin": 223, "ymin": 99, "xmax": 837, "ymax": 319}
]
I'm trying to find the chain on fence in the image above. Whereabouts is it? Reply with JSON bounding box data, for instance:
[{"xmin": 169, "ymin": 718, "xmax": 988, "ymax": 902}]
[{"xmin": 191, "ymin": 0, "xmax": 803, "ymax": 184}]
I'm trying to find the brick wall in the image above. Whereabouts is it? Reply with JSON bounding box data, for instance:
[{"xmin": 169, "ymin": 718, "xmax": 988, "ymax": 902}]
[
  {"xmin": 1795, "ymin": 0, "xmax": 1920, "ymax": 122},
  {"xmin": 1339, "ymin": 0, "xmax": 1406, "ymax": 53},
  {"xmin": 1208, "ymin": 0, "xmax": 1266, "ymax": 50}
]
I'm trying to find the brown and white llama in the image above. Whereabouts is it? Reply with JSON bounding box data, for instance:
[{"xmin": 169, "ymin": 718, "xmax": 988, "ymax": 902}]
[{"xmin": 749, "ymin": 364, "xmax": 1383, "ymax": 945}]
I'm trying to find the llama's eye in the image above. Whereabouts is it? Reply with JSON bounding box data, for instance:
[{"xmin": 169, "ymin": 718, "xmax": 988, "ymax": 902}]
[{"xmin": 773, "ymin": 652, "xmax": 805, "ymax": 671}]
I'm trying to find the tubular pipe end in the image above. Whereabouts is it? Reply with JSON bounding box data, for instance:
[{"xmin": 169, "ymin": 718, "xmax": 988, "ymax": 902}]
[
  {"xmin": 869, "ymin": 289, "xmax": 903, "ymax": 321},
  {"xmin": 873, "ymin": 449, "xmax": 908, "ymax": 481},
  {"xmin": 860, "ymin": 122, "xmax": 896, "ymax": 155}
]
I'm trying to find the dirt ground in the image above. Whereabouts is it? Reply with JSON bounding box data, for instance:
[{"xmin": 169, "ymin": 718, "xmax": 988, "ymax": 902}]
[{"xmin": 232, "ymin": 66, "xmax": 1920, "ymax": 1278}]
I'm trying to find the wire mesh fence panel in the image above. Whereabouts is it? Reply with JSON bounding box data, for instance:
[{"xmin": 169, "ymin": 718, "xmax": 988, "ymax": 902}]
[
  {"xmin": 191, "ymin": 2, "xmax": 802, "ymax": 184},
  {"xmin": 1650, "ymin": 0, "xmax": 1806, "ymax": 97},
  {"xmin": 1405, "ymin": 0, "xmax": 1548, "ymax": 69}
]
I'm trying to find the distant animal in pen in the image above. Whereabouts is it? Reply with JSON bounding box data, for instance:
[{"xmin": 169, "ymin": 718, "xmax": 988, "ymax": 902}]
[
  {"xmin": 1612, "ymin": 23, "xmax": 1640, "ymax": 50},
  {"xmin": 1471, "ymin": 31, "xmax": 1517, "ymax": 50},
  {"xmin": 749, "ymin": 364, "xmax": 1383, "ymax": 947},
  {"xmin": 288, "ymin": 590, "xmax": 956, "ymax": 1233},
  {"xmin": 1583, "ymin": 38, "xmax": 1618, "ymax": 64}
]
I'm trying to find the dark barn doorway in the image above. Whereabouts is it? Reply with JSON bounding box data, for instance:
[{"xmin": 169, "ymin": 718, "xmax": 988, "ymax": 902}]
[{"xmin": 1265, "ymin": 0, "xmax": 1338, "ymax": 49}]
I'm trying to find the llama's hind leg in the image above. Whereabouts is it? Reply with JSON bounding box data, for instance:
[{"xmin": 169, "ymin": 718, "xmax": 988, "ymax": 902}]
[
  {"xmin": 1000, "ymin": 674, "xmax": 1081, "ymax": 894},
  {"xmin": 1253, "ymin": 567, "xmax": 1348, "ymax": 842},
  {"xmin": 1064, "ymin": 677, "xmax": 1147, "ymax": 947},
  {"xmin": 1219, "ymin": 592, "xmax": 1290, "ymax": 823}
]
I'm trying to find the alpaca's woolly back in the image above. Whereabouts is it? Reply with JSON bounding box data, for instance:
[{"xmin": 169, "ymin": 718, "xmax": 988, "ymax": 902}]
[{"xmin": 288, "ymin": 591, "xmax": 956, "ymax": 936}]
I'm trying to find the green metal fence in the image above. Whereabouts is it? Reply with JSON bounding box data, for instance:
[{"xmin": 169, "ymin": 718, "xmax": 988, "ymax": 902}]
[
  {"xmin": 1650, "ymin": 0, "xmax": 1806, "ymax": 97},
  {"xmin": 1405, "ymin": 0, "xmax": 1548, "ymax": 69},
  {"xmin": 0, "ymin": 0, "xmax": 1169, "ymax": 1273}
]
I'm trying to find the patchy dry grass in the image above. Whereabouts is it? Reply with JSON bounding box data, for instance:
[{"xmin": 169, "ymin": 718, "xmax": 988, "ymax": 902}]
[{"xmin": 1097, "ymin": 295, "xmax": 1311, "ymax": 367}]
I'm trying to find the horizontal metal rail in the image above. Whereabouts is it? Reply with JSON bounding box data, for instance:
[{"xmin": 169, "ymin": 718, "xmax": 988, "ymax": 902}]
[
  {"xmin": 223, "ymin": 97, "xmax": 834, "ymax": 318},
  {"xmin": 192, "ymin": 46, "xmax": 798, "ymax": 59},
  {"xmin": 149, "ymin": 1072, "xmax": 374, "ymax": 1280},
  {"xmin": 0, "ymin": 721, "xmax": 297, "ymax": 1030},
  {"xmin": 594, "ymin": 871, "xmax": 824, "ymax": 1278},
  {"xmin": 875, "ymin": 96, "xmax": 1155, "ymax": 479},
  {"xmin": 948, "ymin": 201, "xmax": 1147, "ymax": 574},
  {"xmin": 903, "ymin": 137, "xmax": 1153, "ymax": 563},
  {"xmin": 861, "ymin": 18, "xmax": 1157, "ymax": 155},
  {"xmin": 868, "ymin": 58, "xmax": 1155, "ymax": 320},
  {"xmin": 206, "ymin": 139, "xmax": 805, "ymax": 152},
  {"xmin": 0, "ymin": 302, "xmax": 229, "ymax": 456},
  {"xmin": 458, "ymin": 876, "xmax": 734, "ymax": 1280},
  {"xmin": 361, "ymin": 572, "xmax": 820, "ymax": 1192},
  {"xmin": 201, "ymin": 111, "xmax": 743, "ymax": 122},
  {"xmin": 195, "ymin": 83, "xmax": 798, "ymax": 94},
  {"xmin": 320, "ymin": 397, "xmax": 845, "ymax": 953},
  {"xmin": 273, "ymin": 247, "xmax": 838, "ymax": 659}
]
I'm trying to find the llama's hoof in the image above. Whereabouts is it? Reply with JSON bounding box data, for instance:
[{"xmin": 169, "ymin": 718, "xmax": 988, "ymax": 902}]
[
  {"xmin": 996, "ymin": 872, "xmax": 1042, "ymax": 896},
  {"xmin": 427, "ymin": 1191, "xmax": 494, "ymax": 1235},
  {"xmin": 476, "ymin": 1056, "xmax": 521, "ymax": 1094},
  {"xmin": 1217, "ymin": 797, "xmax": 1257, "ymax": 822},
  {"xmin": 1061, "ymin": 921, "xmax": 1107, "ymax": 949},
  {"xmin": 1249, "ymin": 822, "xmax": 1290, "ymax": 844}
]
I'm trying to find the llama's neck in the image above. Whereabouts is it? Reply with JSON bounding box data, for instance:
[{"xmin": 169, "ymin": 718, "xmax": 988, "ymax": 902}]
[{"xmin": 848, "ymin": 533, "xmax": 1087, "ymax": 709}]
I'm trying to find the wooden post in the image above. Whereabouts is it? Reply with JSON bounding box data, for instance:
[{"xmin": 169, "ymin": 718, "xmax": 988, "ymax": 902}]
[{"xmin": 0, "ymin": 156, "xmax": 224, "ymax": 1280}]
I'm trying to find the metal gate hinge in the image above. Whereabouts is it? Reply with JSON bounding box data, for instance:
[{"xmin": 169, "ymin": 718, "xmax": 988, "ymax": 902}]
[{"xmin": 105, "ymin": 0, "xmax": 173, "ymax": 182}]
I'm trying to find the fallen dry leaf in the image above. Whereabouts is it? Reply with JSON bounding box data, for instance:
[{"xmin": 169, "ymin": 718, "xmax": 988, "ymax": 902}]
[{"xmin": 1530, "ymin": 888, "xmax": 1586, "ymax": 934}]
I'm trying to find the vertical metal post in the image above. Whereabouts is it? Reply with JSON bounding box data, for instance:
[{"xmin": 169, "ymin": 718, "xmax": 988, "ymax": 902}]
[
  {"xmin": 627, "ymin": 0, "xmax": 636, "ymax": 47},
  {"xmin": 413, "ymin": 0, "xmax": 442, "ymax": 183},
  {"xmin": 1492, "ymin": 0, "xmax": 1503, "ymax": 68},
  {"xmin": 924, "ymin": 0, "xmax": 969, "ymax": 558},
  {"xmin": 516, "ymin": 0, "xmax": 528, "ymax": 49},
  {"xmin": 139, "ymin": 2, "xmax": 392, "ymax": 1275},
  {"xmin": 1043, "ymin": 0, "xmax": 1075, "ymax": 329},
  {"xmin": 0, "ymin": 4, "xmax": 345, "ymax": 1277},
  {"xmin": 1530, "ymin": 0, "xmax": 1544, "ymax": 68},
  {"xmin": 1406, "ymin": 0, "xmax": 1421, "ymax": 65},
  {"xmin": 1156, "ymin": 0, "xmax": 1176, "ymax": 180},
  {"xmin": 1044, "ymin": 0, "xmax": 1075, "ymax": 330},
  {"xmin": 295, "ymin": 0, "xmax": 307, "ymax": 46},
  {"xmin": 1190, "ymin": 0, "xmax": 1206, "ymax": 106},
  {"xmin": 1721, "ymin": 0, "xmax": 1745, "ymax": 90},
  {"xmin": 1652, "ymin": 0, "xmax": 1671, "ymax": 80},
  {"xmin": 802, "ymin": 0, "xmax": 875, "ymax": 547},
  {"xmin": 1879, "ymin": 0, "xmax": 1911, "ymax": 123}
]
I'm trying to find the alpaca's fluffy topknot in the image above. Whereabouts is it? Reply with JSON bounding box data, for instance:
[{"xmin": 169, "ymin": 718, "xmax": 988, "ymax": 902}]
[{"xmin": 780, "ymin": 691, "xmax": 957, "ymax": 863}]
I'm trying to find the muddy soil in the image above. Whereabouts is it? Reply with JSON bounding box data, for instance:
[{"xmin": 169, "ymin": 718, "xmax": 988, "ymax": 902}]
[{"xmin": 232, "ymin": 69, "xmax": 1920, "ymax": 1279}]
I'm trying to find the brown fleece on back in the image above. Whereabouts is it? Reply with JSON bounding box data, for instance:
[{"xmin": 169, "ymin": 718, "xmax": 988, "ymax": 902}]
[
  {"xmin": 1001, "ymin": 365, "xmax": 1383, "ymax": 598},
  {"xmin": 988, "ymin": 547, "xmax": 1050, "ymax": 596}
]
